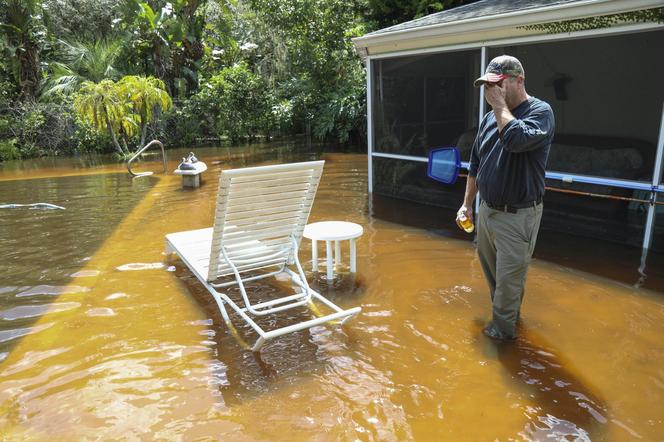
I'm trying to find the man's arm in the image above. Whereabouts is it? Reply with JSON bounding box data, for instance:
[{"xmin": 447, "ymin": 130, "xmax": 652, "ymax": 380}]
[
  {"xmin": 486, "ymin": 85, "xmax": 554, "ymax": 153},
  {"xmin": 463, "ymin": 176, "xmax": 478, "ymax": 210},
  {"xmin": 484, "ymin": 83, "xmax": 514, "ymax": 133},
  {"xmin": 492, "ymin": 106, "xmax": 515, "ymax": 133},
  {"xmin": 499, "ymin": 106, "xmax": 554, "ymax": 153},
  {"xmin": 459, "ymin": 130, "xmax": 480, "ymax": 224}
]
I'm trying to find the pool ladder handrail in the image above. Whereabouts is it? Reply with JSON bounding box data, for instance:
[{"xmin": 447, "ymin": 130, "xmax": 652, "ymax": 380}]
[{"xmin": 127, "ymin": 140, "xmax": 167, "ymax": 177}]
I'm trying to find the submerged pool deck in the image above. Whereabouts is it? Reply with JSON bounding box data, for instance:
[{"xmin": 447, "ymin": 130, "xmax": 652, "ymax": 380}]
[{"xmin": 0, "ymin": 145, "xmax": 663, "ymax": 440}]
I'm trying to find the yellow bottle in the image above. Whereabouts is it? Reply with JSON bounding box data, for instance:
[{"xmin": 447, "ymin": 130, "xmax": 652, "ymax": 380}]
[{"xmin": 458, "ymin": 212, "xmax": 475, "ymax": 233}]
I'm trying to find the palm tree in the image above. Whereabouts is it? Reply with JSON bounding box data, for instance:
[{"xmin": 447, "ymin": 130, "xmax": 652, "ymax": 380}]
[
  {"xmin": 74, "ymin": 79, "xmax": 135, "ymax": 155},
  {"xmin": 117, "ymin": 75, "xmax": 172, "ymax": 148},
  {"xmin": 42, "ymin": 38, "xmax": 123, "ymax": 98}
]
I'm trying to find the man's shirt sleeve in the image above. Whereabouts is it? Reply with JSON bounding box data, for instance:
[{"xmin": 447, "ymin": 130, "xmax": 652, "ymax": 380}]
[
  {"xmin": 500, "ymin": 103, "xmax": 555, "ymax": 153},
  {"xmin": 469, "ymin": 133, "xmax": 480, "ymax": 177}
]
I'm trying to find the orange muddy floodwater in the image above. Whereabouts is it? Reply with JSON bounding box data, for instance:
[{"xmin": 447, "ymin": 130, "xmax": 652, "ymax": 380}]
[{"xmin": 0, "ymin": 143, "xmax": 663, "ymax": 441}]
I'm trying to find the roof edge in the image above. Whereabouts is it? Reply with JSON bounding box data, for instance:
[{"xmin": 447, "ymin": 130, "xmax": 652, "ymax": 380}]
[{"xmin": 352, "ymin": 0, "xmax": 664, "ymax": 51}]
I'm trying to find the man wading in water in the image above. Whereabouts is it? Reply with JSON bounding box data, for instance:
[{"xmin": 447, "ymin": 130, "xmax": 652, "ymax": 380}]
[{"xmin": 457, "ymin": 55, "xmax": 555, "ymax": 341}]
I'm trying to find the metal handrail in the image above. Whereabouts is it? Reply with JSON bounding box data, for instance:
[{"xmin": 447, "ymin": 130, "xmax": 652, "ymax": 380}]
[{"xmin": 127, "ymin": 140, "xmax": 167, "ymax": 177}]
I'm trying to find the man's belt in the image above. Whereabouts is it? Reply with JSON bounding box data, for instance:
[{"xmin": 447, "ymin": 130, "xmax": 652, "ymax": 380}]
[{"xmin": 484, "ymin": 198, "xmax": 542, "ymax": 213}]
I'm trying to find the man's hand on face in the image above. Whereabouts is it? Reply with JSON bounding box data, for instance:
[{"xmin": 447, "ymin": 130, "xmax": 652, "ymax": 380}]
[{"xmin": 484, "ymin": 82, "xmax": 507, "ymax": 110}]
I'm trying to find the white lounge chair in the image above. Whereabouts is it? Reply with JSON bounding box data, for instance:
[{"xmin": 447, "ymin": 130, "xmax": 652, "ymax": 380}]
[{"xmin": 165, "ymin": 160, "xmax": 361, "ymax": 351}]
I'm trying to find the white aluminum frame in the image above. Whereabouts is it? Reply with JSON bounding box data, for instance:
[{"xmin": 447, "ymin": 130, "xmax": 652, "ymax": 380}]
[
  {"xmin": 204, "ymin": 235, "xmax": 360, "ymax": 352},
  {"xmin": 643, "ymin": 102, "xmax": 664, "ymax": 251},
  {"xmin": 364, "ymin": 22, "xmax": 664, "ymax": 250},
  {"xmin": 166, "ymin": 161, "xmax": 361, "ymax": 352},
  {"xmin": 367, "ymin": 56, "xmax": 374, "ymax": 193}
]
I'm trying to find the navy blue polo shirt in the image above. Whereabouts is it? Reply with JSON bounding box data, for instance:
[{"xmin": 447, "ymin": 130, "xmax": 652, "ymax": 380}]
[{"xmin": 469, "ymin": 96, "xmax": 555, "ymax": 206}]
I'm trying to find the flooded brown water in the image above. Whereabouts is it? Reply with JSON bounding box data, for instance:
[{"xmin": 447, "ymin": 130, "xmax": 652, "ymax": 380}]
[{"xmin": 1, "ymin": 143, "xmax": 663, "ymax": 440}]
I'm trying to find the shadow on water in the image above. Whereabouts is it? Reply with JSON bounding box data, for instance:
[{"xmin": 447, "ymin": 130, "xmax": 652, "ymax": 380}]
[
  {"xmin": 0, "ymin": 173, "xmax": 156, "ymax": 357},
  {"xmin": 173, "ymin": 263, "xmax": 365, "ymax": 405},
  {"xmin": 476, "ymin": 321, "xmax": 610, "ymax": 441},
  {"xmin": 370, "ymin": 193, "xmax": 664, "ymax": 293}
]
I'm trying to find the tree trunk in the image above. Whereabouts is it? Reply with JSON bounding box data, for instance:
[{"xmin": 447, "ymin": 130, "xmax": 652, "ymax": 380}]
[
  {"xmin": 140, "ymin": 121, "xmax": 148, "ymax": 149},
  {"xmin": 102, "ymin": 106, "xmax": 124, "ymax": 154},
  {"xmin": 17, "ymin": 43, "xmax": 40, "ymax": 101},
  {"xmin": 119, "ymin": 126, "xmax": 130, "ymax": 154},
  {"xmin": 106, "ymin": 120, "xmax": 124, "ymax": 155}
]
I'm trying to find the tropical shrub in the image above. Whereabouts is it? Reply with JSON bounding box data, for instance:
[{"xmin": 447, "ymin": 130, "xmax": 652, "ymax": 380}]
[
  {"xmin": 117, "ymin": 75, "xmax": 172, "ymax": 147},
  {"xmin": 0, "ymin": 138, "xmax": 21, "ymax": 161},
  {"xmin": 73, "ymin": 75, "xmax": 172, "ymax": 154},
  {"xmin": 248, "ymin": 0, "xmax": 368, "ymax": 143},
  {"xmin": 74, "ymin": 79, "xmax": 132, "ymax": 154},
  {"xmin": 194, "ymin": 64, "xmax": 275, "ymax": 142},
  {"xmin": 1, "ymin": 102, "xmax": 70, "ymax": 156}
]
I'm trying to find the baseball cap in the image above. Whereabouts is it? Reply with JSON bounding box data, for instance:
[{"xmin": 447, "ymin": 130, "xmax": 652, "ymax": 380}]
[{"xmin": 473, "ymin": 55, "xmax": 525, "ymax": 87}]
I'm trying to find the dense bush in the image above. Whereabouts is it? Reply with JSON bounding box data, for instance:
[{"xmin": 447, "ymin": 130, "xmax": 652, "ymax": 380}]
[
  {"xmin": 0, "ymin": 98, "xmax": 116, "ymax": 160},
  {"xmin": 0, "ymin": 138, "xmax": 21, "ymax": 161},
  {"xmin": 190, "ymin": 64, "xmax": 277, "ymax": 142}
]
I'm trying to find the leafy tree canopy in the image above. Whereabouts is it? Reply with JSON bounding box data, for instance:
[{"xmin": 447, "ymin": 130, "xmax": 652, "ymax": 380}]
[{"xmin": 366, "ymin": 0, "xmax": 480, "ymax": 29}]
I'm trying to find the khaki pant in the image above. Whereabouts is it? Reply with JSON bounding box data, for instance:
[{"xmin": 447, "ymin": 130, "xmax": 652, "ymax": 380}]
[{"xmin": 476, "ymin": 200, "xmax": 543, "ymax": 338}]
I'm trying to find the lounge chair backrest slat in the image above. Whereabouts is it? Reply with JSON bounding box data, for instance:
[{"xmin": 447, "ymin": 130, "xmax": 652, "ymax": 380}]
[
  {"xmin": 221, "ymin": 193, "xmax": 311, "ymax": 208},
  {"xmin": 224, "ymin": 204, "xmax": 307, "ymax": 222},
  {"xmin": 206, "ymin": 160, "xmax": 324, "ymax": 281}
]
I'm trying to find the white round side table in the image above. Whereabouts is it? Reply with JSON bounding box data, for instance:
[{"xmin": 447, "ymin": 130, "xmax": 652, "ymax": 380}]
[{"xmin": 303, "ymin": 221, "xmax": 364, "ymax": 280}]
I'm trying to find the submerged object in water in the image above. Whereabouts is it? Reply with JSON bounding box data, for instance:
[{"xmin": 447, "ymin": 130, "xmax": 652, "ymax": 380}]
[{"xmin": 0, "ymin": 203, "xmax": 66, "ymax": 210}]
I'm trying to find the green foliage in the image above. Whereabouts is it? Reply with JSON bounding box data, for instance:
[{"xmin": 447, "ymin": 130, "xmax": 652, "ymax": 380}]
[
  {"xmin": 73, "ymin": 75, "xmax": 172, "ymax": 153},
  {"xmin": 117, "ymin": 75, "xmax": 172, "ymax": 146},
  {"xmin": 22, "ymin": 106, "xmax": 47, "ymax": 143},
  {"xmin": 0, "ymin": 138, "xmax": 21, "ymax": 161},
  {"xmin": 248, "ymin": 0, "xmax": 368, "ymax": 142},
  {"xmin": 0, "ymin": 118, "xmax": 11, "ymax": 138},
  {"xmin": 1, "ymin": 0, "xmax": 485, "ymax": 155},
  {"xmin": 116, "ymin": 0, "xmax": 206, "ymax": 97},
  {"xmin": 0, "ymin": 100, "xmax": 99, "ymax": 158},
  {"xmin": 74, "ymin": 79, "xmax": 135, "ymax": 154},
  {"xmin": 42, "ymin": 38, "xmax": 124, "ymax": 97},
  {"xmin": 519, "ymin": 7, "xmax": 664, "ymax": 34},
  {"xmin": 365, "ymin": 0, "xmax": 479, "ymax": 29},
  {"xmin": 0, "ymin": 60, "xmax": 20, "ymax": 106},
  {"xmin": 42, "ymin": 0, "xmax": 120, "ymax": 40},
  {"xmin": 193, "ymin": 63, "xmax": 274, "ymax": 141},
  {"xmin": 0, "ymin": 0, "xmax": 47, "ymax": 100}
]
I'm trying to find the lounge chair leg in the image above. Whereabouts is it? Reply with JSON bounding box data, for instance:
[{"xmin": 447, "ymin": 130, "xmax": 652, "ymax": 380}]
[
  {"xmin": 214, "ymin": 295, "xmax": 231, "ymax": 322},
  {"xmin": 312, "ymin": 239, "xmax": 318, "ymax": 272},
  {"xmin": 341, "ymin": 311, "xmax": 358, "ymax": 325},
  {"xmin": 252, "ymin": 336, "xmax": 267, "ymax": 352}
]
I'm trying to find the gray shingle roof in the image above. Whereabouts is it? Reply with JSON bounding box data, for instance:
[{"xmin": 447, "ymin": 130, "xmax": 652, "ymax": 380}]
[{"xmin": 366, "ymin": 0, "xmax": 585, "ymax": 36}]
